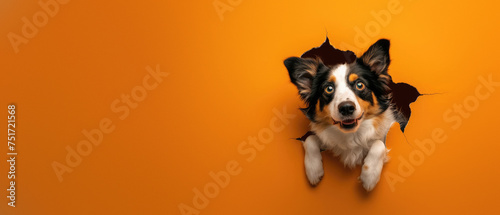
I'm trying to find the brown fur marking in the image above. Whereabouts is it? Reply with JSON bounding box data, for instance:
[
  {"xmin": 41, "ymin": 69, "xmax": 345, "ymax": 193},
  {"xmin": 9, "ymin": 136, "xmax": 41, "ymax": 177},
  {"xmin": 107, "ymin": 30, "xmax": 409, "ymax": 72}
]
[
  {"xmin": 356, "ymin": 92, "xmax": 381, "ymax": 120},
  {"xmin": 348, "ymin": 73, "xmax": 358, "ymax": 82}
]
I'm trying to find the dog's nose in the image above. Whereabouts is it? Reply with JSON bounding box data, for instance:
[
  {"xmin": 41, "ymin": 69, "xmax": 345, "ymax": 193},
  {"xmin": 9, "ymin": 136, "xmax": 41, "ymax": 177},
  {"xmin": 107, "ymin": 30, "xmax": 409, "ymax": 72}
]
[{"xmin": 338, "ymin": 101, "xmax": 356, "ymax": 116}]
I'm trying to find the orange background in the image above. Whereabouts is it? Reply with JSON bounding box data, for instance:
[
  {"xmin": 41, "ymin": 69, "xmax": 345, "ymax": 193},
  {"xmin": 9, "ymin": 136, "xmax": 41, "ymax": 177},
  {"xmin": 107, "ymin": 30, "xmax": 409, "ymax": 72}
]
[{"xmin": 1, "ymin": 0, "xmax": 500, "ymax": 214}]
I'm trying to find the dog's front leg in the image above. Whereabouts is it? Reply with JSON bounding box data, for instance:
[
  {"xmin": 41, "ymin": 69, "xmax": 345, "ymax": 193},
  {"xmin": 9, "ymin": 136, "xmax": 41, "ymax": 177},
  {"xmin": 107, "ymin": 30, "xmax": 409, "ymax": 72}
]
[
  {"xmin": 303, "ymin": 135, "xmax": 324, "ymax": 186},
  {"xmin": 359, "ymin": 140, "xmax": 387, "ymax": 191}
]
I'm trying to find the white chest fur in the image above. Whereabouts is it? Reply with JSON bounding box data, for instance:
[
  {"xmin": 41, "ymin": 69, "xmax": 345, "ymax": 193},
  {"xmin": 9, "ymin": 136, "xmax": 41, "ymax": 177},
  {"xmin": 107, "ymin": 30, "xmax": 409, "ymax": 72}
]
[{"xmin": 311, "ymin": 110, "xmax": 395, "ymax": 168}]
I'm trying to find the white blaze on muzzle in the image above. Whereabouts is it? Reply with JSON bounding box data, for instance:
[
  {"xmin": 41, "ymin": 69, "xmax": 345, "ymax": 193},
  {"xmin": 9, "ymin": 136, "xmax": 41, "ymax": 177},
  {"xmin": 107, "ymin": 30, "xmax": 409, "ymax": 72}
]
[{"xmin": 329, "ymin": 64, "xmax": 362, "ymax": 121}]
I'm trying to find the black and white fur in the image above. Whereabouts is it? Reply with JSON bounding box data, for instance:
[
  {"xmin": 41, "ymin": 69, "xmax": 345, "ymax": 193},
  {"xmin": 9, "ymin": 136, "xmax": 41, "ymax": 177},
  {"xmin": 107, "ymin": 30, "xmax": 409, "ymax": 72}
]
[{"xmin": 284, "ymin": 39, "xmax": 395, "ymax": 191}]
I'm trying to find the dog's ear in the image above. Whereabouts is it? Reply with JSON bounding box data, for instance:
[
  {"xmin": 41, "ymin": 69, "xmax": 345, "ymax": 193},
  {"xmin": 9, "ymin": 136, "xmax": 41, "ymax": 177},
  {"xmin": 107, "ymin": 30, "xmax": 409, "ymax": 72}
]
[
  {"xmin": 284, "ymin": 57, "xmax": 323, "ymax": 101},
  {"xmin": 360, "ymin": 39, "xmax": 390, "ymax": 75}
]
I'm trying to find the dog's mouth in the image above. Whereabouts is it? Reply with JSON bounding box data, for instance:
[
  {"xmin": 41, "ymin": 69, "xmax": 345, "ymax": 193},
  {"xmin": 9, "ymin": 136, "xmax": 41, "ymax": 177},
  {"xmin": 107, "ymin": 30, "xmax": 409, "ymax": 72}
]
[{"xmin": 332, "ymin": 112, "xmax": 364, "ymax": 130}]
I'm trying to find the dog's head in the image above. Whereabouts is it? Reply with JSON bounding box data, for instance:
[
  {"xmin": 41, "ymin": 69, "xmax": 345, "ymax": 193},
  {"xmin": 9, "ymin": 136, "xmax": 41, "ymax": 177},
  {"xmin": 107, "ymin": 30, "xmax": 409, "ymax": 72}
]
[{"xmin": 284, "ymin": 39, "xmax": 392, "ymax": 133}]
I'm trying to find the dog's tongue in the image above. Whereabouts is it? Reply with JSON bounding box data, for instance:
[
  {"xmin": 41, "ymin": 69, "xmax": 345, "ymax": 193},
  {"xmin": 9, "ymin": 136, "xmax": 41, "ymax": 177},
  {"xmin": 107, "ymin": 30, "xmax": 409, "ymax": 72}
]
[{"xmin": 342, "ymin": 119, "xmax": 356, "ymax": 125}]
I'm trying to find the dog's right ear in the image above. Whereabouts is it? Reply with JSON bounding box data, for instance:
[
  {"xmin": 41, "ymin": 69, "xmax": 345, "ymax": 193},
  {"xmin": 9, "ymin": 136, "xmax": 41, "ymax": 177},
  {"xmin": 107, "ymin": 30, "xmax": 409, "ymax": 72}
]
[{"xmin": 284, "ymin": 57, "xmax": 322, "ymax": 101}]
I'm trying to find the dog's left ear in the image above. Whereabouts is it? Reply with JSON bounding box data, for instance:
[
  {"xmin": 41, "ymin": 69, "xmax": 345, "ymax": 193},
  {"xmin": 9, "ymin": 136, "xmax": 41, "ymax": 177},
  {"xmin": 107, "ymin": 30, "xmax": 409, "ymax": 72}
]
[{"xmin": 360, "ymin": 39, "xmax": 391, "ymax": 75}]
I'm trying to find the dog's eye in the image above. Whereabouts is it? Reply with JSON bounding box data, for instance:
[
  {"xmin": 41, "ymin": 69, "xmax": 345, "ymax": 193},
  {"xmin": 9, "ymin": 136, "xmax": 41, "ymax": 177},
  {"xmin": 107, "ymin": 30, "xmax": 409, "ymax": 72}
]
[
  {"xmin": 355, "ymin": 81, "xmax": 365, "ymax": 91},
  {"xmin": 325, "ymin": 86, "xmax": 334, "ymax": 94}
]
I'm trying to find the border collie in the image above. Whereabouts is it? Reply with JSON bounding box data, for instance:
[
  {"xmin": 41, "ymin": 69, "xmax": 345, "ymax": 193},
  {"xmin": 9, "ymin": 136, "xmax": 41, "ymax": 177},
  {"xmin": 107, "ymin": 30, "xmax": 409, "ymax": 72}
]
[{"xmin": 284, "ymin": 39, "xmax": 395, "ymax": 191}]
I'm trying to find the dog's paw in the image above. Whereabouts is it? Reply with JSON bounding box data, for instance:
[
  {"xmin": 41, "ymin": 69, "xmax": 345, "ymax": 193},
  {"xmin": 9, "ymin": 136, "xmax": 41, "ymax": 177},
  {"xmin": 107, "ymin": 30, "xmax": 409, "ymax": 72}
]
[
  {"xmin": 305, "ymin": 154, "xmax": 324, "ymax": 186},
  {"xmin": 359, "ymin": 162, "xmax": 382, "ymax": 191}
]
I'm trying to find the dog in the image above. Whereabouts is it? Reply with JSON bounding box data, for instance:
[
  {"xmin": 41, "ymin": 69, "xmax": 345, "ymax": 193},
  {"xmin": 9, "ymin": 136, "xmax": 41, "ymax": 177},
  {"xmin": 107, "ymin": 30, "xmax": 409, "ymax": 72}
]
[{"xmin": 284, "ymin": 39, "xmax": 395, "ymax": 191}]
